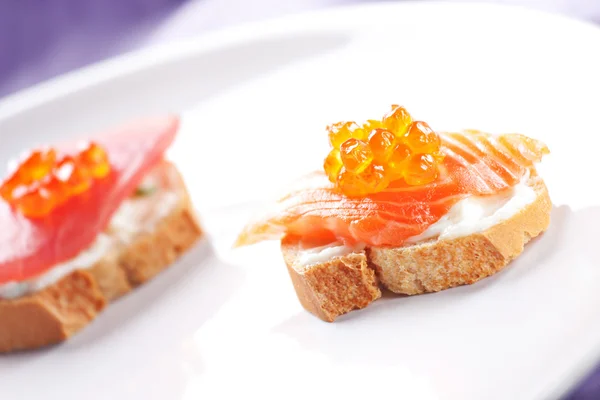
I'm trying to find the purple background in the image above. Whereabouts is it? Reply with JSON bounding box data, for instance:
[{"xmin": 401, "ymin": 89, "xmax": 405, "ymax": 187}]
[{"xmin": 1, "ymin": 1, "xmax": 600, "ymax": 398}]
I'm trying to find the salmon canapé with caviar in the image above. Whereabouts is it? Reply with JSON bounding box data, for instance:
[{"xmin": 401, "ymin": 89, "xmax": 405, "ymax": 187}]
[{"xmin": 0, "ymin": 116, "xmax": 205, "ymax": 352}]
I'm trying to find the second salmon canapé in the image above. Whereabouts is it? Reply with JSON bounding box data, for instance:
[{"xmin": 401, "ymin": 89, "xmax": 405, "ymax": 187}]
[{"xmin": 236, "ymin": 106, "xmax": 549, "ymax": 248}]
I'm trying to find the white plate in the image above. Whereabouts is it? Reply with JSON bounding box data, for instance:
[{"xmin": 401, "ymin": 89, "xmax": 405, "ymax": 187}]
[{"xmin": 1, "ymin": 3, "xmax": 599, "ymax": 399}]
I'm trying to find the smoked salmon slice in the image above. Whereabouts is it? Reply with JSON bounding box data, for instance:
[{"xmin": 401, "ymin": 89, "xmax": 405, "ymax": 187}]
[
  {"xmin": 0, "ymin": 116, "xmax": 179, "ymax": 284},
  {"xmin": 235, "ymin": 131, "xmax": 549, "ymax": 248}
]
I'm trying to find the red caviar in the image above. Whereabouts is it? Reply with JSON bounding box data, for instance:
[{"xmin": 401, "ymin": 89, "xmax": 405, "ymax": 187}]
[
  {"xmin": 323, "ymin": 105, "xmax": 444, "ymax": 196},
  {"xmin": 0, "ymin": 142, "xmax": 110, "ymax": 218}
]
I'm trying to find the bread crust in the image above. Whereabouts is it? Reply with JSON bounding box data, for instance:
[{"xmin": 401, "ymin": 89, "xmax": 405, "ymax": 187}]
[
  {"xmin": 369, "ymin": 175, "xmax": 550, "ymax": 295},
  {"xmin": 282, "ymin": 238, "xmax": 381, "ymax": 322},
  {"xmin": 0, "ymin": 162, "xmax": 202, "ymax": 352},
  {"xmin": 281, "ymin": 175, "xmax": 551, "ymax": 321},
  {"xmin": 0, "ymin": 271, "xmax": 106, "ymax": 352}
]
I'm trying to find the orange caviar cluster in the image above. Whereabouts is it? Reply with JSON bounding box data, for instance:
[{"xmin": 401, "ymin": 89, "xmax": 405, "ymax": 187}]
[
  {"xmin": 324, "ymin": 105, "xmax": 444, "ymax": 197},
  {"xmin": 0, "ymin": 142, "xmax": 110, "ymax": 218}
]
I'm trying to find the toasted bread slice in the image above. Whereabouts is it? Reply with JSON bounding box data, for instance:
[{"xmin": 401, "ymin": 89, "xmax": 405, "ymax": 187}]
[
  {"xmin": 281, "ymin": 174, "xmax": 551, "ymax": 322},
  {"xmin": 0, "ymin": 161, "xmax": 202, "ymax": 352}
]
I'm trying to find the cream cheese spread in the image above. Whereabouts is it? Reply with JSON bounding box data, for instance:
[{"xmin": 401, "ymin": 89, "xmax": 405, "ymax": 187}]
[{"xmin": 297, "ymin": 178, "xmax": 536, "ymax": 266}]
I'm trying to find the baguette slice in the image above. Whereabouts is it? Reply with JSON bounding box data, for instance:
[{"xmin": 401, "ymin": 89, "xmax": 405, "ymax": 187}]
[
  {"xmin": 0, "ymin": 161, "xmax": 202, "ymax": 352},
  {"xmin": 281, "ymin": 174, "xmax": 551, "ymax": 322}
]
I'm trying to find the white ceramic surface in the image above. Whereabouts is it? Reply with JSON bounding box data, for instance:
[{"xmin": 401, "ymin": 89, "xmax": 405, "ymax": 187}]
[{"xmin": 0, "ymin": 3, "xmax": 599, "ymax": 399}]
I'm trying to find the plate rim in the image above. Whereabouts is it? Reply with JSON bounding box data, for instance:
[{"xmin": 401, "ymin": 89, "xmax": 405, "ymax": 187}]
[{"xmin": 1, "ymin": 1, "xmax": 598, "ymax": 118}]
